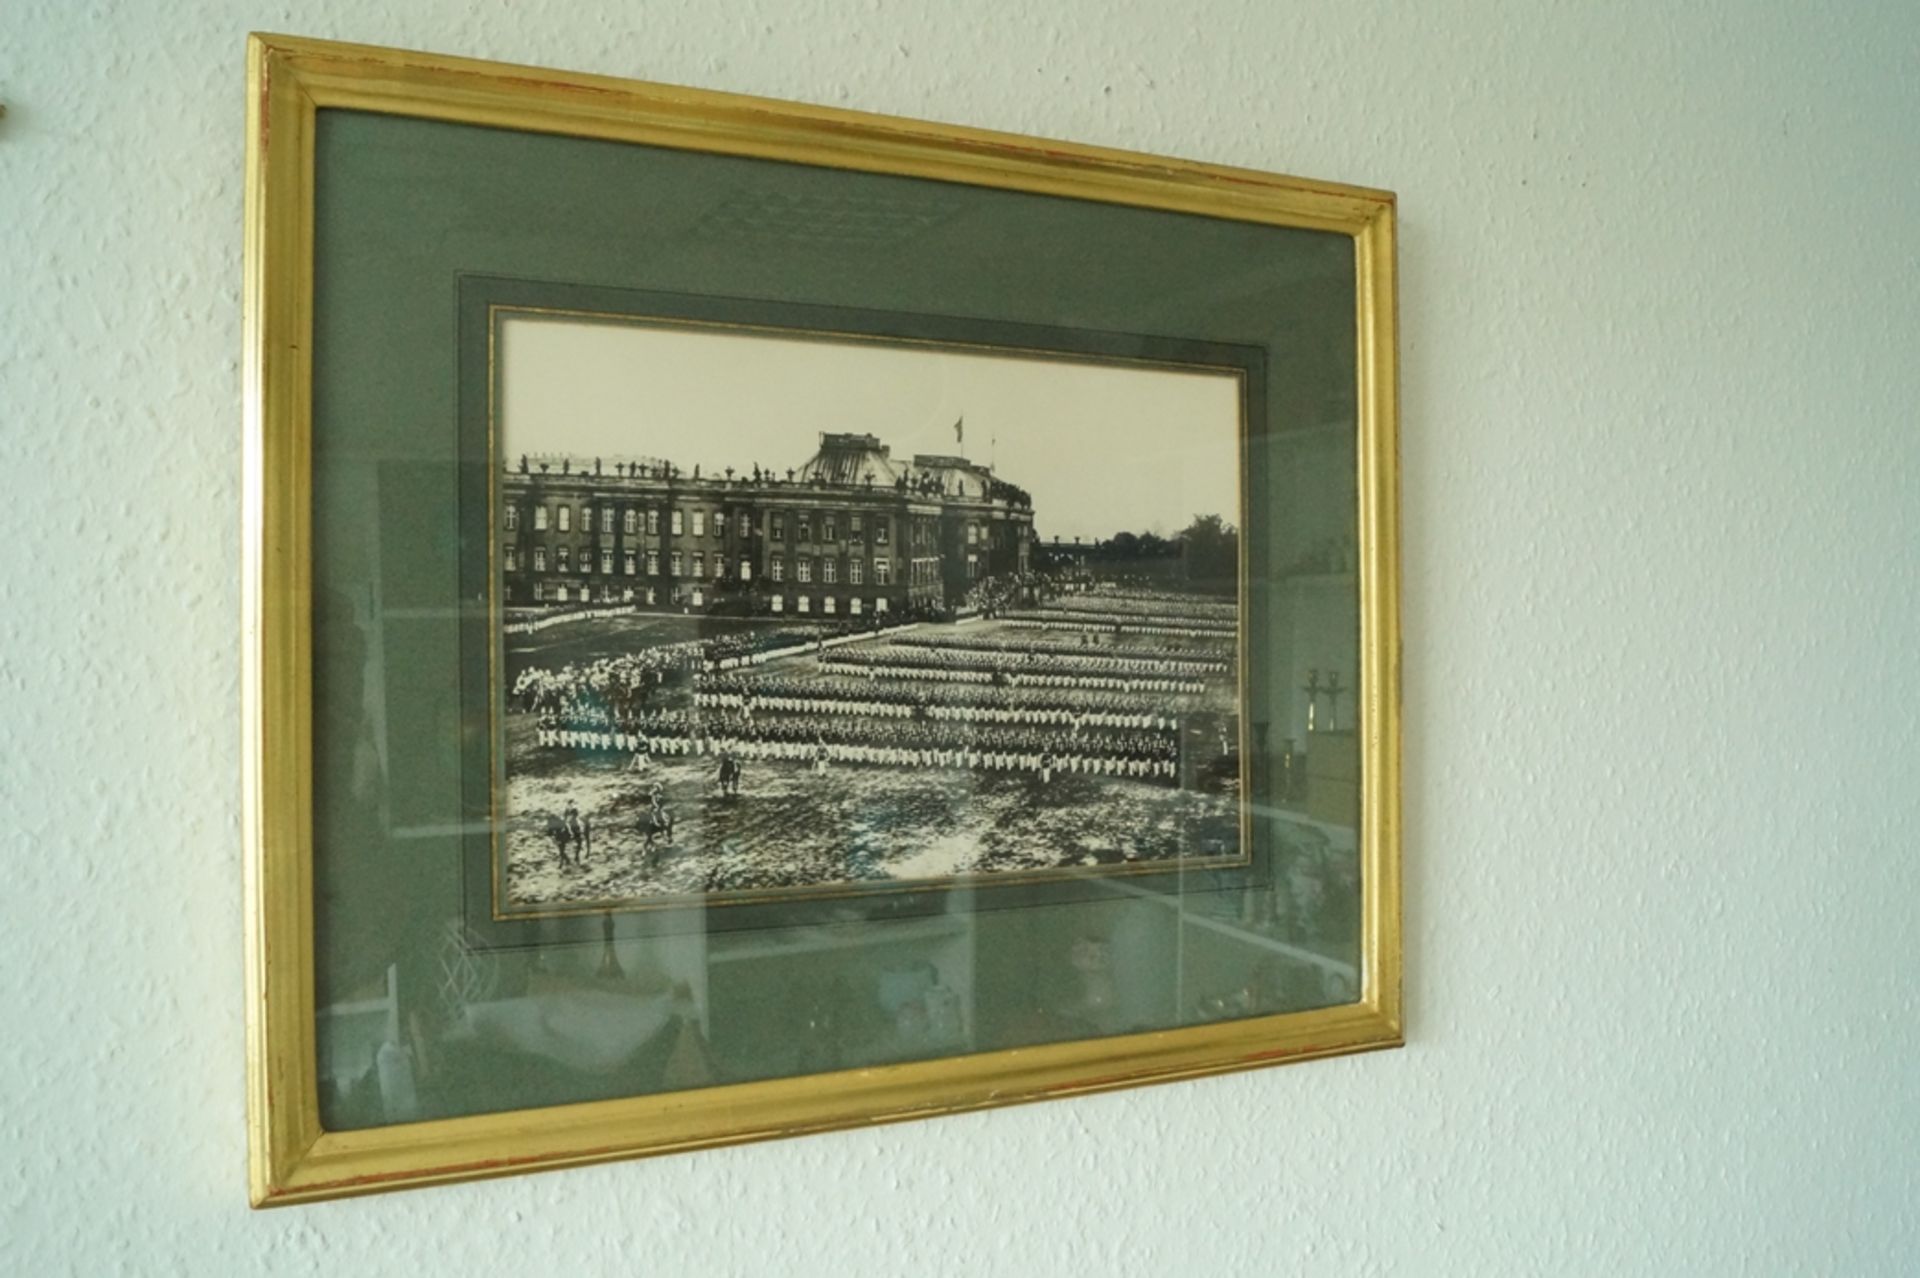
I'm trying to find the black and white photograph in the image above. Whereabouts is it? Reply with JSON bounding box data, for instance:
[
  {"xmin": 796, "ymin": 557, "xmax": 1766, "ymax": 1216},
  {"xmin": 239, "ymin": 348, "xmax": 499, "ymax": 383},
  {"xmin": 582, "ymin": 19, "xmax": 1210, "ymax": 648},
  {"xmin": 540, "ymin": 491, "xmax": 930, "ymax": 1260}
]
[{"xmin": 493, "ymin": 311, "xmax": 1250, "ymax": 910}]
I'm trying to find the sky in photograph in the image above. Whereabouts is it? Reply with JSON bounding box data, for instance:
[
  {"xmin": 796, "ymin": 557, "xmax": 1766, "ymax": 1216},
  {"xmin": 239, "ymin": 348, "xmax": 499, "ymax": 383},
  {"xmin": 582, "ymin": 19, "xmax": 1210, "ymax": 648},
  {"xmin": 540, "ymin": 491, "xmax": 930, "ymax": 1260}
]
[{"xmin": 499, "ymin": 314, "xmax": 1242, "ymax": 543}]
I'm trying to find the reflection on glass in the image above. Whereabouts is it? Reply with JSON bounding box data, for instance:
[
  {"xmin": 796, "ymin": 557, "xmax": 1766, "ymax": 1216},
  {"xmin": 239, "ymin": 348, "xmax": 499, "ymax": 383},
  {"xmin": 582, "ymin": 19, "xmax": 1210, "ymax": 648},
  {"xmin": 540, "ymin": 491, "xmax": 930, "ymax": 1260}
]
[{"xmin": 306, "ymin": 116, "xmax": 1365, "ymax": 1130}]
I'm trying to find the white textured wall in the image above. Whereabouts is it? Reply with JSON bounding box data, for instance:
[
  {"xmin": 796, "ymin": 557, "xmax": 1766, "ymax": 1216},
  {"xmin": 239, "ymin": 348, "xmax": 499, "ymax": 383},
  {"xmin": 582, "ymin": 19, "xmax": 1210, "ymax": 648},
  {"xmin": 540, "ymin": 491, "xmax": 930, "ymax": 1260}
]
[{"xmin": 4, "ymin": 2, "xmax": 1916, "ymax": 1272}]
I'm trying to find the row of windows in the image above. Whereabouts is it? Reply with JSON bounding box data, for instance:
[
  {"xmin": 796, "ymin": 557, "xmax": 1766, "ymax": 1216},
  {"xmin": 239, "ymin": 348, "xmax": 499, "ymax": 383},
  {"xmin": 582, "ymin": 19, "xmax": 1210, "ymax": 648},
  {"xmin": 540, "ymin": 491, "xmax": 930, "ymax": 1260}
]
[
  {"xmin": 521, "ymin": 583, "xmax": 892, "ymax": 617},
  {"xmin": 504, "ymin": 503, "xmax": 893, "ymax": 544},
  {"xmin": 507, "ymin": 546, "xmax": 750, "ymax": 581},
  {"xmin": 769, "ymin": 513, "xmax": 888, "ymax": 545},
  {"xmin": 766, "ymin": 555, "xmax": 889, "ymax": 586},
  {"xmin": 769, "ymin": 593, "xmax": 886, "ymax": 616},
  {"xmin": 507, "ymin": 546, "xmax": 899, "ymax": 586}
]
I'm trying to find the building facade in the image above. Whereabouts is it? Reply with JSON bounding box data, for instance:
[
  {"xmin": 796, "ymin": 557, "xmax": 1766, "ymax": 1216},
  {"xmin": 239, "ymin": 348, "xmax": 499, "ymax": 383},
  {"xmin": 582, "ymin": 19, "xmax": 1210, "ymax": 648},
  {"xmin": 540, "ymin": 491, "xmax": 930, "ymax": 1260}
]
[{"xmin": 497, "ymin": 433, "xmax": 1033, "ymax": 619}]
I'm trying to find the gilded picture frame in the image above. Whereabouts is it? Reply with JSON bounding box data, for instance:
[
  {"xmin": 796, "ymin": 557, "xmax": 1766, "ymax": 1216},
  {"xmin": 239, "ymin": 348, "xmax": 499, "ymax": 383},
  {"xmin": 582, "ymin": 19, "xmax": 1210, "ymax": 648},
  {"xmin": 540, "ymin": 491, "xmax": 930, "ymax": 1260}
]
[{"xmin": 243, "ymin": 32, "xmax": 1402, "ymax": 1205}]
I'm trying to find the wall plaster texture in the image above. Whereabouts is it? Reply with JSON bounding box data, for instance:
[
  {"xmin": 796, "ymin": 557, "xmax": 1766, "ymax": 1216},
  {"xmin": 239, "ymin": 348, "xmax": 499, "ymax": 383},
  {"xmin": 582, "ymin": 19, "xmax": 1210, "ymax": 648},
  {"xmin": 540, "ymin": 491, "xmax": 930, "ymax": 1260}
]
[{"xmin": 3, "ymin": 2, "xmax": 1917, "ymax": 1274}]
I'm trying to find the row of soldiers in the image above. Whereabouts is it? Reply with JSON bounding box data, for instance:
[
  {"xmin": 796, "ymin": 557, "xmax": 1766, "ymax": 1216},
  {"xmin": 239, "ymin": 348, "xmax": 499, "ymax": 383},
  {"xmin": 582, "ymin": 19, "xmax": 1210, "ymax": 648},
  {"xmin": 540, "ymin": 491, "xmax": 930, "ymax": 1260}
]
[
  {"xmin": 1049, "ymin": 591, "xmax": 1238, "ymax": 620},
  {"xmin": 819, "ymin": 650, "xmax": 1204, "ymax": 695},
  {"xmin": 537, "ymin": 705, "xmax": 1181, "ymax": 782},
  {"xmin": 700, "ymin": 624, "xmax": 840, "ymax": 666},
  {"xmin": 511, "ymin": 641, "xmax": 698, "ymax": 718},
  {"xmin": 1001, "ymin": 614, "xmax": 1237, "ymax": 639},
  {"xmin": 693, "ymin": 673, "xmax": 1181, "ymax": 731},
  {"xmin": 825, "ymin": 648, "xmax": 1213, "ymax": 686},
  {"xmin": 891, "ymin": 633, "xmax": 1230, "ymax": 674},
  {"xmin": 821, "ymin": 656, "xmax": 1205, "ymax": 698}
]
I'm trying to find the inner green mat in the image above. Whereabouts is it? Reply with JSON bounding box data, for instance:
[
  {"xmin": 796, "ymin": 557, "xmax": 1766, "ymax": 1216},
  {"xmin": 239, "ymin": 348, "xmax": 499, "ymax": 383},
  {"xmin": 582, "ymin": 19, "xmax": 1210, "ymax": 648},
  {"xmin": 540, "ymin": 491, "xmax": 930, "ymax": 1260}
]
[{"xmin": 307, "ymin": 107, "xmax": 1359, "ymax": 1129}]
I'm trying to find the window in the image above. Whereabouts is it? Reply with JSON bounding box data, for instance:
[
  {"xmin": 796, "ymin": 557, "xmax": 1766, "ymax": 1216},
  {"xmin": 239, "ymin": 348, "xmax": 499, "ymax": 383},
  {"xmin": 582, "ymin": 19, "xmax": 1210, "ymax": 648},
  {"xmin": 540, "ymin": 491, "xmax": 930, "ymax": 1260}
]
[
  {"xmin": 647, "ymin": 551, "xmax": 659, "ymax": 576},
  {"xmin": 824, "ymin": 596, "xmax": 836, "ymax": 614},
  {"xmin": 738, "ymin": 512, "xmax": 751, "ymax": 538},
  {"xmin": 849, "ymin": 558, "xmax": 863, "ymax": 585},
  {"xmin": 534, "ymin": 506, "xmax": 549, "ymax": 531},
  {"xmin": 600, "ymin": 549, "xmax": 613, "ymax": 574},
  {"xmin": 967, "ymin": 523, "xmax": 978, "ymax": 546},
  {"xmin": 797, "ymin": 557, "xmax": 812, "ymax": 583},
  {"xmin": 692, "ymin": 510, "xmax": 707, "ymax": 537},
  {"xmin": 556, "ymin": 585, "xmax": 570, "ymax": 603},
  {"xmin": 558, "ymin": 506, "xmax": 571, "ymax": 532},
  {"xmin": 771, "ymin": 594, "xmax": 784, "ymax": 613},
  {"xmin": 624, "ymin": 551, "xmax": 637, "ymax": 575},
  {"xmin": 770, "ymin": 555, "xmax": 784, "ymax": 583},
  {"xmin": 823, "ymin": 558, "xmax": 837, "ymax": 584},
  {"xmin": 850, "ymin": 514, "xmax": 863, "ymax": 541},
  {"xmin": 713, "ymin": 554, "xmax": 726, "ymax": 580},
  {"xmin": 671, "ymin": 509, "xmax": 684, "ymax": 535},
  {"xmin": 533, "ymin": 547, "xmax": 547, "ymax": 572},
  {"xmin": 797, "ymin": 595, "xmax": 810, "ymax": 614},
  {"xmin": 504, "ymin": 506, "xmax": 519, "ymax": 531},
  {"xmin": 692, "ymin": 552, "xmax": 705, "ymax": 578},
  {"xmin": 601, "ymin": 508, "xmax": 614, "ymax": 534},
  {"xmin": 581, "ymin": 585, "xmax": 592, "ymax": 603},
  {"xmin": 557, "ymin": 547, "xmax": 571, "ymax": 572},
  {"xmin": 823, "ymin": 516, "xmax": 836, "ymax": 542},
  {"xmin": 875, "ymin": 557, "xmax": 890, "ymax": 586},
  {"xmin": 798, "ymin": 515, "xmax": 813, "ymax": 543},
  {"xmin": 647, "ymin": 509, "xmax": 660, "ymax": 536},
  {"xmin": 504, "ymin": 547, "xmax": 519, "ymax": 572},
  {"xmin": 850, "ymin": 597, "xmax": 862, "ymax": 615},
  {"xmin": 532, "ymin": 581, "xmax": 543, "ymax": 601},
  {"xmin": 875, "ymin": 518, "xmax": 890, "ymax": 545},
  {"xmin": 581, "ymin": 505, "xmax": 592, "ymax": 532},
  {"xmin": 670, "ymin": 551, "xmax": 683, "ymax": 577},
  {"xmin": 875, "ymin": 596, "xmax": 888, "ymax": 614},
  {"xmin": 623, "ymin": 509, "xmax": 637, "ymax": 535},
  {"xmin": 739, "ymin": 559, "xmax": 752, "ymax": 582}
]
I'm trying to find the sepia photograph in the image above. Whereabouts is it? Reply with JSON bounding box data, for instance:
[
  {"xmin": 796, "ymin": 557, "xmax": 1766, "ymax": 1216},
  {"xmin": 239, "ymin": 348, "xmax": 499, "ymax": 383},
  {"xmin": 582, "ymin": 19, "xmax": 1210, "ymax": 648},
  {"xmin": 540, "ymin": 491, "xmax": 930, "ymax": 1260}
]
[{"xmin": 493, "ymin": 310, "xmax": 1251, "ymax": 911}]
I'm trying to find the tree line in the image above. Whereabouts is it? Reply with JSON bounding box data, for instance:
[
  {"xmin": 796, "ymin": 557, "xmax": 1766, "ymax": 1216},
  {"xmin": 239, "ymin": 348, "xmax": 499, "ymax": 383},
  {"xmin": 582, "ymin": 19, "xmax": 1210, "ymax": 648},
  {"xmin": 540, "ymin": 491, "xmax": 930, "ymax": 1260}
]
[{"xmin": 1036, "ymin": 513, "xmax": 1239, "ymax": 584}]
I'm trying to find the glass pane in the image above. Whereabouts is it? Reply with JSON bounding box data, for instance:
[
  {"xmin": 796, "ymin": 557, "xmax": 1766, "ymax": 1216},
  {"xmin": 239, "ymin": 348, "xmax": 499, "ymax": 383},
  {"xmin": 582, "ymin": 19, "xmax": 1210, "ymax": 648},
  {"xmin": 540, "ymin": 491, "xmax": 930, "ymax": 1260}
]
[{"xmin": 309, "ymin": 108, "xmax": 1358, "ymax": 1130}]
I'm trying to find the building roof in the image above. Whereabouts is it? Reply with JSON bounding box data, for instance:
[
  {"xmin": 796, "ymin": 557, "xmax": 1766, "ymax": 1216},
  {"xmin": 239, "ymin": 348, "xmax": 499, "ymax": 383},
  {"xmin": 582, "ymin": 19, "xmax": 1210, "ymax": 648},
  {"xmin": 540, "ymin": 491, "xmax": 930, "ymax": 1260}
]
[
  {"xmin": 796, "ymin": 432, "xmax": 909, "ymax": 487},
  {"xmin": 911, "ymin": 454, "xmax": 994, "ymax": 500}
]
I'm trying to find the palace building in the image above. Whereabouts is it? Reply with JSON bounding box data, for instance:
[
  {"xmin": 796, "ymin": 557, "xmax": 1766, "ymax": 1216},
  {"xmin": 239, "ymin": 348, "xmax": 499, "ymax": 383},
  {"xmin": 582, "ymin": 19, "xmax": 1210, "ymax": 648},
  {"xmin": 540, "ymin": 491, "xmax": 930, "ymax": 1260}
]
[{"xmin": 498, "ymin": 433, "xmax": 1035, "ymax": 619}]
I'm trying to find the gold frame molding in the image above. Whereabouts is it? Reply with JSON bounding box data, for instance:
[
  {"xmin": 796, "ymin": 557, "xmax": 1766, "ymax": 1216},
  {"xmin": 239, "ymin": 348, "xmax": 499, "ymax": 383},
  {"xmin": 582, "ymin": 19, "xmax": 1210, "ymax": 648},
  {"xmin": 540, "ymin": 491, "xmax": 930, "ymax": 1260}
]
[{"xmin": 242, "ymin": 32, "xmax": 1402, "ymax": 1206}]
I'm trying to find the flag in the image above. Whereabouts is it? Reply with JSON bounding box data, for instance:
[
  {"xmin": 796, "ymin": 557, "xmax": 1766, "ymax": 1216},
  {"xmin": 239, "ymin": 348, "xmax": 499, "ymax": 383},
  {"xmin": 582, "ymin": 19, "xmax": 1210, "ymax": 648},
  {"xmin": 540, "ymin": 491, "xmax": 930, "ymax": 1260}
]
[{"xmin": 954, "ymin": 416, "xmax": 964, "ymax": 444}]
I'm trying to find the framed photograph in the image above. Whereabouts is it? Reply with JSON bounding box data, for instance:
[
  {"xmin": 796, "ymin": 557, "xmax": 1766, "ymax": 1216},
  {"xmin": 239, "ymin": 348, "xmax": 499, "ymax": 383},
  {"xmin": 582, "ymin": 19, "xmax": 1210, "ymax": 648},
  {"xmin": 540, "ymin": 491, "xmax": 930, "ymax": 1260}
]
[{"xmin": 244, "ymin": 33, "xmax": 1401, "ymax": 1204}]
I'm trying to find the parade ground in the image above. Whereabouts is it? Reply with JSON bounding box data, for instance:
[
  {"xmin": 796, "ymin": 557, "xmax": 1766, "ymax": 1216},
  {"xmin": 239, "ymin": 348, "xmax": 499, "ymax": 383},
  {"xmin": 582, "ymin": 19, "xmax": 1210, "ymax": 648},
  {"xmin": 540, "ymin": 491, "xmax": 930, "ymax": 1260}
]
[{"xmin": 500, "ymin": 608, "xmax": 1243, "ymax": 906}]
